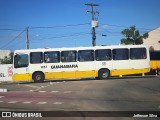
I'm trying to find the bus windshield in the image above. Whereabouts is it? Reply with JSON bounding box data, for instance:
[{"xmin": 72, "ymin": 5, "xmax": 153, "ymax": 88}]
[{"xmin": 14, "ymin": 54, "xmax": 29, "ymax": 68}]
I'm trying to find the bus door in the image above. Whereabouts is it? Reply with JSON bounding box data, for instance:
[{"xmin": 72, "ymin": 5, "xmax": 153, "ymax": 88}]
[
  {"xmin": 77, "ymin": 50, "xmax": 96, "ymax": 78},
  {"xmin": 112, "ymin": 48, "xmax": 130, "ymax": 76},
  {"xmin": 13, "ymin": 53, "xmax": 31, "ymax": 81}
]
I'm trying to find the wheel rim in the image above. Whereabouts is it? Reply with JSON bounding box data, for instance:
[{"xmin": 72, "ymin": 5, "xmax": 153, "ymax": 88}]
[
  {"xmin": 102, "ymin": 72, "xmax": 109, "ymax": 78},
  {"xmin": 36, "ymin": 75, "xmax": 41, "ymax": 81}
]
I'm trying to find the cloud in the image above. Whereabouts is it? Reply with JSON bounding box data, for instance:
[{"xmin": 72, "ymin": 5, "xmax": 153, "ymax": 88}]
[{"xmin": 102, "ymin": 24, "xmax": 108, "ymax": 29}]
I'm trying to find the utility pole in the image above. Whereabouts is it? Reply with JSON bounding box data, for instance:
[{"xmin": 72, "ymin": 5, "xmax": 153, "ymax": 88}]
[
  {"xmin": 26, "ymin": 27, "xmax": 29, "ymax": 49},
  {"xmin": 85, "ymin": 3, "xmax": 99, "ymax": 46}
]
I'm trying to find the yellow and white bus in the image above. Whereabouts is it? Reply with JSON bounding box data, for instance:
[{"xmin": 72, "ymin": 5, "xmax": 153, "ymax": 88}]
[{"xmin": 12, "ymin": 45, "xmax": 150, "ymax": 82}]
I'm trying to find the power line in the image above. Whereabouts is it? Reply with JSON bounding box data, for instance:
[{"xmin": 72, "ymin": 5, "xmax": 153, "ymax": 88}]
[
  {"xmin": 0, "ymin": 23, "xmax": 157, "ymax": 31},
  {"xmin": 100, "ymin": 23, "xmax": 157, "ymax": 31},
  {"xmin": 31, "ymin": 31, "xmax": 91, "ymax": 41},
  {"xmin": 0, "ymin": 22, "xmax": 158, "ymax": 50},
  {"xmin": 0, "ymin": 28, "xmax": 26, "ymax": 49},
  {"xmin": 30, "ymin": 23, "xmax": 90, "ymax": 29},
  {"xmin": 0, "ymin": 28, "xmax": 24, "ymax": 31}
]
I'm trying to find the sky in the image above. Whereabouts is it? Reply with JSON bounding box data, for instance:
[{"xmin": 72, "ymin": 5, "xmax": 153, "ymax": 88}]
[{"xmin": 0, "ymin": 0, "xmax": 160, "ymax": 51}]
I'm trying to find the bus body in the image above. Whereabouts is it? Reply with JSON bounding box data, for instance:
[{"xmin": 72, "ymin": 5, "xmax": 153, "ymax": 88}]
[
  {"xmin": 12, "ymin": 45, "xmax": 150, "ymax": 82},
  {"xmin": 150, "ymin": 51, "xmax": 160, "ymax": 75}
]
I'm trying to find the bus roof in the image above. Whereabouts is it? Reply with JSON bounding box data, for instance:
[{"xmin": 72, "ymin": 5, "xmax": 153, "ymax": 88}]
[{"xmin": 14, "ymin": 44, "xmax": 148, "ymax": 53}]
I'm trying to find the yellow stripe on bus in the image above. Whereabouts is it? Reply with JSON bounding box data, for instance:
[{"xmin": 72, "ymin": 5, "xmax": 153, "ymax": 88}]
[
  {"xmin": 12, "ymin": 68, "xmax": 150, "ymax": 82},
  {"xmin": 12, "ymin": 74, "xmax": 32, "ymax": 82},
  {"xmin": 111, "ymin": 68, "xmax": 150, "ymax": 76},
  {"xmin": 45, "ymin": 70, "xmax": 98, "ymax": 79}
]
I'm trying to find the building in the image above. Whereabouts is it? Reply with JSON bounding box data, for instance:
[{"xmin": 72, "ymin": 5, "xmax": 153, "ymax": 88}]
[
  {"xmin": 0, "ymin": 50, "xmax": 11, "ymax": 64},
  {"xmin": 143, "ymin": 27, "xmax": 160, "ymax": 51}
]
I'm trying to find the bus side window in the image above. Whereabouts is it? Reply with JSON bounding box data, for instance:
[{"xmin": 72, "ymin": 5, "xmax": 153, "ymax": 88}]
[
  {"xmin": 130, "ymin": 48, "xmax": 147, "ymax": 60},
  {"xmin": 113, "ymin": 49, "xmax": 129, "ymax": 60},
  {"xmin": 61, "ymin": 51, "xmax": 77, "ymax": 62},
  {"xmin": 95, "ymin": 49, "xmax": 111, "ymax": 61},
  {"xmin": 78, "ymin": 50, "xmax": 94, "ymax": 62},
  {"xmin": 30, "ymin": 52, "xmax": 43, "ymax": 64},
  {"xmin": 44, "ymin": 51, "xmax": 60, "ymax": 63}
]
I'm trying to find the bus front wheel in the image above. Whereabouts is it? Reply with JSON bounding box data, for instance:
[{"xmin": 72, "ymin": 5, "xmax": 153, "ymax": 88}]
[
  {"xmin": 98, "ymin": 69, "xmax": 110, "ymax": 79},
  {"xmin": 33, "ymin": 72, "xmax": 44, "ymax": 83}
]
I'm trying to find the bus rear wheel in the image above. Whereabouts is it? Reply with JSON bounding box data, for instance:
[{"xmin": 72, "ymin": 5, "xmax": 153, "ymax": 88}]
[
  {"xmin": 98, "ymin": 69, "xmax": 110, "ymax": 79},
  {"xmin": 33, "ymin": 72, "xmax": 44, "ymax": 83}
]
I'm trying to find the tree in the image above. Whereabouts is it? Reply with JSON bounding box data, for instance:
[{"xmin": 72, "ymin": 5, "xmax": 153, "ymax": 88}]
[
  {"xmin": 1, "ymin": 52, "xmax": 13, "ymax": 64},
  {"xmin": 121, "ymin": 25, "xmax": 149, "ymax": 45}
]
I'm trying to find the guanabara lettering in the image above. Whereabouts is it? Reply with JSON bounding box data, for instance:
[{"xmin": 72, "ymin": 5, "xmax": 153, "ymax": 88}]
[{"xmin": 51, "ymin": 64, "xmax": 78, "ymax": 69}]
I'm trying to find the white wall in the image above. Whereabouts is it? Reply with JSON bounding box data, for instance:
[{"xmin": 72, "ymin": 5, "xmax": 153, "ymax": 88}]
[
  {"xmin": 0, "ymin": 50, "xmax": 11, "ymax": 59},
  {"xmin": 0, "ymin": 64, "xmax": 12, "ymax": 82},
  {"xmin": 143, "ymin": 28, "xmax": 160, "ymax": 50}
]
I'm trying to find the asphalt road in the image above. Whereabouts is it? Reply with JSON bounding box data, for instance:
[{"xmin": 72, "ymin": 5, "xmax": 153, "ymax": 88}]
[{"xmin": 0, "ymin": 76, "xmax": 160, "ymax": 120}]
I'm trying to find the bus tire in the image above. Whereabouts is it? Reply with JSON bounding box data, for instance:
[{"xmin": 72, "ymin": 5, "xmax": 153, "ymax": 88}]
[
  {"xmin": 33, "ymin": 72, "xmax": 44, "ymax": 83},
  {"xmin": 98, "ymin": 69, "xmax": 110, "ymax": 79}
]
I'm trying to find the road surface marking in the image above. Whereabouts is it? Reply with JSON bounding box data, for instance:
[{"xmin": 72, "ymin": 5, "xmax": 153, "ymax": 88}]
[
  {"xmin": 8, "ymin": 101, "xmax": 18, "ymax": 104},
  {"xmin": 37, "ymin": 102, "xmax": 47, "ymax": 104},
  {"xmin": 53, "ymin": 102, "xmax": 63, "ymax": 105},
  {"xmin": 51, "ymin": 91, "xmax": 59, "ymax": 93},
  {"xmin": 63, "ymin": 91, "xmax": 72, "ymax": 94},
  {"xmin": 0, "ymin": 96, "xmax": 5, "ymax": 98},
  {"xmin": 155, "ymin": 93, "xmax": 160, "ymax": 95},
  {"xmin": 23, "ymin": 84, "xmax": 41, "ymax": 89},
  {"xmin": 0, "ymin": 88, "xmax": 7, "ymax": 92},
  {"xmin": 0, "ymin": 101, "xmax": 3, "ymax": 103},
  {"xmin": 45, "ymin": 85, "xmax": 50, "ymax": 87},
  {"xmin": 23, "ymin": 101, "xmax": 32, "ymax": 104},
  {"xmin": 39, "ymin": 91, "xmax": 46, "ymax": 93}
]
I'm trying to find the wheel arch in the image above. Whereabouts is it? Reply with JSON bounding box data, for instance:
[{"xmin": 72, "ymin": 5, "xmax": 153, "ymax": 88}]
[{"xmin": 98, "ymin": 68, "xmax": 110, "ymax": 73}]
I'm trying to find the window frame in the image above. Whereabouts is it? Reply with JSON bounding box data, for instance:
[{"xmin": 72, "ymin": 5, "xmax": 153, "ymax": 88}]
[
  {"xmin": 112, "ymin": 48, "xmax": 129, "ymax": 60},
  {"xmin": 130, "ymin": 48, "xmax": 147, "ymax": 60},
  {"xmin": 30, "ymin": 52, "xmax": 43, "ymax": 64},
  {"xmin": 44, "ymin": 51, "xmax": 60, "ymax": 63},
  {"xmin": 14, "ymin": 53, "xmax": 29, "ymax": 68},
  {"xmin": 61, "ymin": 50, "xmax": 77, "ymax": 62},
  {"xmin": 78, "ymin": 50, "xmax": 94, "ymax": 62},
  {"xmin": 95, "ymin": 49, "xmax": 112, "ymax": 61}
]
